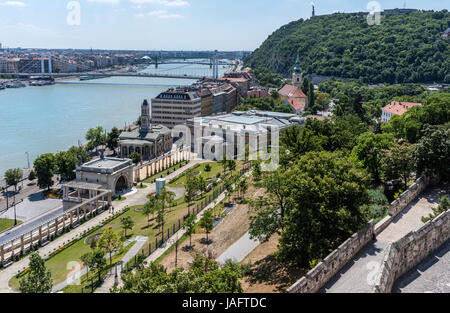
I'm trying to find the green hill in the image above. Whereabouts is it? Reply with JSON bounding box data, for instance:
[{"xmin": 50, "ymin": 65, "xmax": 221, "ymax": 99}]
[{"xmin": 245, "ymin": 10, "xmax": 450, "ymax": 84}]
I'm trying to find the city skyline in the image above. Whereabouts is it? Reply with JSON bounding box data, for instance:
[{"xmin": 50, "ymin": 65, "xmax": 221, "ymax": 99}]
[{"xmin": 0, "ymin": 0, "xmax": 448, "ymax": 51}]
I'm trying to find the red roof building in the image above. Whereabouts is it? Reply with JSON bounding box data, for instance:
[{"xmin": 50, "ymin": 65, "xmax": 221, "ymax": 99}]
[
  {"xmin": 381, "ymin": 101, "xmax": 422, "ymax": 122},
  {"xmin": 278, "ymin": 84, "xmax": 308, "ymax": 113}
]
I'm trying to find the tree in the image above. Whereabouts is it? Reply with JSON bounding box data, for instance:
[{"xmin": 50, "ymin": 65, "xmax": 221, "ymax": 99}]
[
  {"xmin": 120, "ymin": 216, "xmax": 135, "ymax": 239},
  {"xmin": 55, "ymin": 151, "xmax": 78, "ymax": 182},
  {"xmin": 142, "ymin": 198, "xmax": 158, "ymax": 228},
  {"xmin": 227, "ymin": 160, "xmax": 236, "ymax": 174},
  {"xmin": 98, "ymin": 228, "xmax": 122, "ymax": 266},
  {"xmin": 184, "ymin": 170, "xmax": 198, "ymax": 212},
  {"xmin": 86, "ymin": 126, "xmax": 105, "ymax": 153},
  {"xmin": 381, "ymin": 141, "xmax": 415, "ymax": 189},
  {"xmin": 183, "ymin": 213, "xmax": 197, "ymax": 248},
  {"xmin": 80, "ymin": 252, "xmax": 93, "ymax": 280},
  {"xmin": 199, "ymin": 209, "xmax": 214, "ymax": 243},
  {"xmin": 277, "ymin": 151, "xmax": 369, "ymax": 267},
  {"xmin": 422, "ymin": 196, "xmax": 450, "ymax": 223},
  {"xmin": 156, "ymin": 188, "xmax": 174, "ymax": 236},
  {"xmin": 238, "ymin": 179, "xmax": 248, "ymax": 201},
  {"xmin": 107, "ymin": 127, "xmax": 122, "ymax": 155},
  {"xmin": 90, "ymin": 250, "xmax": 107, "ymax": 282},
  {"xmin": 68, "ymin": 146, "xmax": 91, "ymax": 164},
  {"xmin": 221, "ymin": 154, "xmax": 228, "ymax": 176},
  {"xmin": 4, "ymin": 168, "xmax": 22, "ymax": 193},
  {"xmin": 197, "ymin": 176, "xmax": 207, "ymax": 199},
  {"xmin": 351, "ymin": 132, "xmax": 395, "ymax": 183},
  {"xmin": 114, "ymin": 255, "xmax": 243, "ymax": 293},
  {"xmin": 301, "ymin": 77, "xmax": 309, "ymax": 96},
  {"xmin": 308, "ymin": 83, "xmax": 316, "ymax": 112},
  {"xmin": 28, "ymin": 170, "xmax": 36, "ymax": 181},
  {"xmin": 33, "ymin": 153, "xmax": 56, "ymax": 191},
  {"xmin": 413, "ymin": 125, "xmax": 450, "ymax": 180},
  {"xmin": 19, "ymin": 253, "xmax": 53, "ymax": 293},
  {"xmin": 252, "ymin": 160, "xmax": 262, "ymax": 181},
  {"xmin": 129, "ymin": 152, "xmax": 142, "ymax": 165},
  {"xmin": 249, "ymin": 169, "xmax": 292, "ymax": 243}
]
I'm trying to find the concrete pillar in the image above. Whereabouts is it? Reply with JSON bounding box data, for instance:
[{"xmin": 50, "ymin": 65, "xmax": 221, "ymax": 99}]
[
  {"xmin": 29, "ymin": 231, "xmax": 33, "ymax": 249},
  {"xmin": 39, "ymin": 226, "xmax": 42, "ymax": 242},
  {"xmin": 20, "ymin": 235, "xmax": 24, "ymax": 252},
  {"xmin": 77, "ymin": 188, "xmax": 81, "ymax": 201},
  {"xmin": 77, "ymin": 207, "xmax": 80, "ymax": 223},
  {"xmin": 1, "ymin": 245, "xmax": 4, "ymax": 263},
  {"xmin": 55, "ymin": 217, "xmax": 58, "ymax": 235},
  {"xmin": 63, "ymin": 215, "xmax": 66, "ymax": 230},
  {"xmin": 47, "ymin": 222, "xmax": 50, "ymax": 238},
  {"xmin": 70, "ymin": 212, "xmax": 73, "ymax": 227},
  {"xmin": 108, "ymin": 193, "xmax": 112, "ymax": 208}
]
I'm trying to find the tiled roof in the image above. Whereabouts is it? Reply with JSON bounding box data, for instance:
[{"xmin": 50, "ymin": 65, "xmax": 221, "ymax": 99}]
[
  {"xmin": 278, "ymin": 84, "xmax": 307, "ymax": 98},
  {"xmin": 382, "ymin": 101, "xmax": 422, "ymax": 116}
]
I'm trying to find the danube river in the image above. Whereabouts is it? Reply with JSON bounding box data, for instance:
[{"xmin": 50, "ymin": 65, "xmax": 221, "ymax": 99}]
[{"xmin": 0, "ymin": 61, "xmax": 228, "ymax": 176}]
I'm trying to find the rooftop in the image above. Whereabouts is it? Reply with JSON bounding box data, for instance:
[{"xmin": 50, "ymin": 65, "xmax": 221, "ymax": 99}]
[
  {"xmin": 79, "ymin": 157, "xmax": 133, "ymax": 175},
  {"xmin": 383, "ymin": 101, "xmax": 422, "ymax": 116}
]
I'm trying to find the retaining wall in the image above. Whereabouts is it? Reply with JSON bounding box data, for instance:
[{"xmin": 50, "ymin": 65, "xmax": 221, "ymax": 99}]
[
  {"xmin": 287, "ymin": 220, "xmax": 375, "ymax": 293},
  {"xmin": 374, "ymin": 209, "xmax": 450, "ymax": 293}
]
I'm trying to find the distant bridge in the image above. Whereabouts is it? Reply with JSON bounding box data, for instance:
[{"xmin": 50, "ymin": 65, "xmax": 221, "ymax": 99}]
[{"xmin": 1, "ymin": 72, "xmax": 211, "ymax": 80}]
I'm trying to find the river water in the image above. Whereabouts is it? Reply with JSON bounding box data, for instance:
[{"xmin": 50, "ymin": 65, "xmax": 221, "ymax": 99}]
[{"xmin": 0, "ymin": 61, "xmax": 228, "ymax": 176}]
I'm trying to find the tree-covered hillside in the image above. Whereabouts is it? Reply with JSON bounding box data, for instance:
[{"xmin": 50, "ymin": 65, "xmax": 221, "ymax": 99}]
[{"xmin": 245, "ymin": 11, "xmax": 450, "ymax": 84}]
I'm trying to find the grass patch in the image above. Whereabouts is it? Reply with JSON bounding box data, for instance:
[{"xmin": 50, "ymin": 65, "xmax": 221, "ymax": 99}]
[
  {"xmin": 168, "ymin": 162, "xmax": 224, "ymax": 188},
  {"xmin": 114, "ymin": 197, "xmax": 127, "ymax": 202},
  {"xmin": 0, "ymin": 218, "xmax": 19, "ymax": 233}
]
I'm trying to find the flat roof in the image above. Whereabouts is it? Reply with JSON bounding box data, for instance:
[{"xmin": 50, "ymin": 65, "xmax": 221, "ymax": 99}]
[
  {"xmin": 83, "ymin": 157, "xmax": 131, "ymax": 170},
  {"xmin": 219, "ymin": 116, "xmax": 266, "ymax": 125}
]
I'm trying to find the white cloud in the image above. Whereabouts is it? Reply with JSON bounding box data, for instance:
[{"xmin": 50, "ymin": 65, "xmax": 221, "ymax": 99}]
[
  {"xmin": 87, "ymin": 0, "xmax": 120, "ymax": 3},
  {"xmin": 0, "ymin": 1, "xmax": 27, "ymax": 7},
  {"xmin": 136, "ymin": 9, "xmax": 183, "ymax": 19},
  {"xmin": 129, "ymin": 0, "xmax": 189, "ymax": 7}
]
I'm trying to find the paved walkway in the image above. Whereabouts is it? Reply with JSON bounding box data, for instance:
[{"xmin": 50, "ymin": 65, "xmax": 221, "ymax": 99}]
[
  {"xmin": 216, "ymin": 232, "xmax": 260, "ymax": 264},
  {"xmin": 94, "ymin": 236, "xmax": 148, "ymax": 293},
  {"xmin": 0, "ymin": 158, "xmax": 205, "ymax": 293},
  {"xmin": 393, "ymin": 239, "xmax": 450, "ymax": 293},
  {"xmin": 321, "ymin": 186, "xmax": 447, "ymax": 293}
]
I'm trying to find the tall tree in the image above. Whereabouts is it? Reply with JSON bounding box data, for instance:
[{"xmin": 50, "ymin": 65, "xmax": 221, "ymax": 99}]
[
  {"xmin": 156, "ymin": 188, "xmax": 174, "ymax": 237},
  {"xmin": 414, "ymin": 125, "xmax": 450, "ymax": 180},
  {"xmin": 277, "ymin": 151, "xmax": 369, "ymax": 267},
  {"xmin": 142, "ymin": 197, "xmax": 158, "ymax": 228},
  {"xmin": 90, "ymin": 250, "xmax": 107, "ymax": 282},
  {"xmin": 33, "ymin": 153, "xmax": 56, "ymax": 191},
  {"xmin": 19, "ymin": 253, "xmax": 53, "ymax": 293},
  {"xmin": 98, "ymin": 228, "xmax": 122, "ymax": 266},
  {"xmin": 120, "ymin": 216, "xmax": 135, "ymax": 239},
  {"xmin": 55, "ymin": 151, "xmax": 78, "ymax": 182},
  {"xmin": 351, "ymin": 132, "xmax": 395, "ymax": 183},
  {"xmin": 4, "ymin": 168, "xmax": 22, "ymax": 193},
  {"xmin": 107, "ymin": 127, "xmax": 122, "ymax": 155},
  {"xmin": 381, "ymin": 141, "xmax": 415, "ymax": 189},
  {"xmin": 199, "ymin": 209, "xmax": 214, "ymax": 243},
  {"xmin": 182, "ymin": 213, "xmax": 197, "ymax": 248},
  {"xmin": 86, "ymin": 126, "xmax": 105, "ymax": 153}
]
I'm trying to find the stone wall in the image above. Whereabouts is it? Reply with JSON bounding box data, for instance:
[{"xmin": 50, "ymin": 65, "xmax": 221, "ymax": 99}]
[
  {"xmin": 374, "ymin": 209, "xmax": 450, "ymax": 293},
  {"xmin": 287, "ymin": 220, "xmax": 375, "ymax": 293},
  {"xmin": 375, "ymin": 174, "xmax": 435, "ymax": 235}
]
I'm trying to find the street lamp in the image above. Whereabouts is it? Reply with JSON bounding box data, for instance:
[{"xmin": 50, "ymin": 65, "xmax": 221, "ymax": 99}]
[{"xmin": 13, "ymin": 193, "xmax": 17, "ymax": 226}]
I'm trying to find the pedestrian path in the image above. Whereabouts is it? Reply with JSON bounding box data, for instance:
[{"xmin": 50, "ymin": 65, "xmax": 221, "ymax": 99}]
[
  {"xmin": 216, "ymin": 232, "xmax": 260, "ymax": 264},
  {"xmin": 320, "ymin": 186, "xmax": 446, "ymax": 293}
]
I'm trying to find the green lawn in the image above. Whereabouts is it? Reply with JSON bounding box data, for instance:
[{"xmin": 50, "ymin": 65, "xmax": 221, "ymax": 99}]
[
  {"xmin": 168, "ymin": 162, "xmax": 224, "ymax": 188},
  {"xmin": 0, "ymin": 218, "xmax": 17, "ymax": 233}
]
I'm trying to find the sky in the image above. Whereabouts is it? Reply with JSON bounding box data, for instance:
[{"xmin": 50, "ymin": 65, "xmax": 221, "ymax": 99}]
[{"xmin": 0, "ymin": 0, "xmax": 448, "ymax": 51}]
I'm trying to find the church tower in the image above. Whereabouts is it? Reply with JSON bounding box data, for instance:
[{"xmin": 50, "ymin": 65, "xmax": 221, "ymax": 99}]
[
  {"xmin": 292, "ymin": 53, "xmax": 303, "ymax": 87},
  {"xmin": 140, "ymin": 99, "xmax": 151, "ymax": 132}
]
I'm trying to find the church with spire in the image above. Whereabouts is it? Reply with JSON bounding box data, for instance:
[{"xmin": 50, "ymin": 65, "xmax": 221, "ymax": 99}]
[
  {"xmin": 278, "ymin": 54, "xmax": 308, "ymax": 114},
  {"xmin": 292, "ymin": 53, "xmax": 303, "ymax": 87},
  {"xmin": 118, "ymin": 99, "xmax": 173, "ymax": 162}
]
